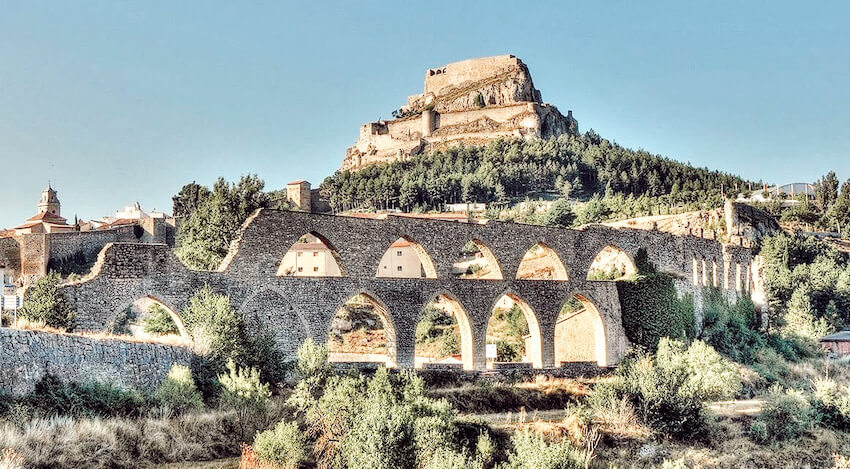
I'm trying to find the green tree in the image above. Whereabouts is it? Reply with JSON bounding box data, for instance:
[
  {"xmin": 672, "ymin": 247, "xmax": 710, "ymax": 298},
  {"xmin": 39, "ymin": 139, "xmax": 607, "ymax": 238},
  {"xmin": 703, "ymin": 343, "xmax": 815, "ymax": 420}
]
[
  {"xmin": 542, "ymin": 199, "xmax": 575, "ymax": 227},
  {"xmin": 175, "ymin": 174, "xmax": 269, "ymax": 270},
  {"xmin": 18, "ymin": 271, "xmax": 76, "ymax": 330}
]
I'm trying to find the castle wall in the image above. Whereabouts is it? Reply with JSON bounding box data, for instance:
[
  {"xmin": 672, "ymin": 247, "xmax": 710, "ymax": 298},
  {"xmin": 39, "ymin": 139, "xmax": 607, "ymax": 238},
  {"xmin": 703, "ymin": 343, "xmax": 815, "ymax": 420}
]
[
  {"xmin": 0, "ymin": 328, "xmax": 193, "ymax": 394},
  {"xmin": 0, "ymin": 237, "xmax": 21, "ymax": 280},
  {"xmin": 60, "ymin": 210, "xmax": 757, "ymax": 371},
  {"xmin": 425, "ymin": 55, "xmax": 521, "ymax": 96}
]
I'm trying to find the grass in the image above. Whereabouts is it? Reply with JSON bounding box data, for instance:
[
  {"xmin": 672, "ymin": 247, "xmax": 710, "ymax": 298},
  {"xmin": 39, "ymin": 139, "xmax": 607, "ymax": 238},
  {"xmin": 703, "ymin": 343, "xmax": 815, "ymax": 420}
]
[{"xmin": 10, "ymin": 318, "xmax": 190, "ymax": 347}]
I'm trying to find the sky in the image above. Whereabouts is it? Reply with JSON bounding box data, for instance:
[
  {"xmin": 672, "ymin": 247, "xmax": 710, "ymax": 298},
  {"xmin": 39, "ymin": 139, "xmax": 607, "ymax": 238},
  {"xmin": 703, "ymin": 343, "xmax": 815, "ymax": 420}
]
[{"xmin": 1, "ymin": 1, "xmax": 849, "ymax": 228}]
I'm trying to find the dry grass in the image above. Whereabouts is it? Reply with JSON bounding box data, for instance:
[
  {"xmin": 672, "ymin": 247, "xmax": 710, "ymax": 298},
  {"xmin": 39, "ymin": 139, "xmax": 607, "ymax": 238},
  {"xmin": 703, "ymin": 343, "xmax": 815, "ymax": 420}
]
[
  {"xmin": 0, "ymin": 397, "xmax": 291, "ymax": 469},
  {"xmin": 10, "ymin": 319, "xmax": 191, "ymax": 347}
]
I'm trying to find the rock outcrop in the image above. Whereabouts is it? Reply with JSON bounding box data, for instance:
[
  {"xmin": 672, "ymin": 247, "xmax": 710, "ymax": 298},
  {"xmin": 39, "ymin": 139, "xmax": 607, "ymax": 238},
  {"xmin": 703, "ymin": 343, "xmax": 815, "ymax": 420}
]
[{"xmin": 342, "ymin": 55, "xmax": 578, "ymax": 171}]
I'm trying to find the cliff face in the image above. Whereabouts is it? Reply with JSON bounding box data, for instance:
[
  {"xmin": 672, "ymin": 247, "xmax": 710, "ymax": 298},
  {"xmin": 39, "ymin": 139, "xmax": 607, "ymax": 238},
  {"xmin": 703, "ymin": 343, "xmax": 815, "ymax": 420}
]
[{"xmin": 342, "ymin": 55, "xmax": 578, "ymax": 171}]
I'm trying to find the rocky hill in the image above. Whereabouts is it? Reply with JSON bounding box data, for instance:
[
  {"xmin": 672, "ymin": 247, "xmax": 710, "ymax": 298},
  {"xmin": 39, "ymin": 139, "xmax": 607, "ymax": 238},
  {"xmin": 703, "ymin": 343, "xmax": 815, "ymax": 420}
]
[{"xmin": 342, "ymin": 55, "xmax": 578, "ymax": 171}]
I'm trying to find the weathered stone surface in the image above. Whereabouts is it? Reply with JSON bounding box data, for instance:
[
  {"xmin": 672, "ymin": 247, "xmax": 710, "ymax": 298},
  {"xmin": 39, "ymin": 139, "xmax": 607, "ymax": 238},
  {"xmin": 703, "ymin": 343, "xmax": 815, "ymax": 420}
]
[
  {"xmin": 342, "ymin": 55, "xmax": 579, "ymax": 171},
  {"xmin": 0, "ymin": 328, "xmax": 192, "ymax": 394},
  {"xmin": 58, "ymin": 209, "xmax": 756, "ymax": 372}
]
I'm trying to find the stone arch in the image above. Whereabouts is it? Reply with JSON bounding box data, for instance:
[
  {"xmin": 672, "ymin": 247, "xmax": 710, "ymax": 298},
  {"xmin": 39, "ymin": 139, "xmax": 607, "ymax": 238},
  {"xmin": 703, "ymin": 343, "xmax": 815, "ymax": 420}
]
[
  {"xmin": 111, "ymin": 294, "xmax": 188, "ymax": 339},
  {"xmin": 238, "ymin": 285, "xmax": 312, "ymax": 359},
  {"xmin": 415, "ymin": 291, "xmax": 475, "ymax": 370},
  {"xmin": 554, "ymin": 293, "xmax": 607, "ymax": 367},
  {"xmin": 587, "ymin": 244, "xmax": 637, "ymax": 280},
  {"xmin": 277, "ymin": 231, "xmax": 345, "ymax": 277},
  {"xmin": 328, "ymin": 290, "xmax": 398, "ymax": 368},
  {"xmin": 486, "ymin": 291, "xmax": 543, "ymax": 368},
  {"xmin": 376, "ymin": 235, "xmax": 438, "ymax": 279},
  {"xmin": 516, "ymin": 242, "xmax": 569, "ymax": 280},
  {"xmin": 452, "ymin": 238, "xmax": 504, "ymax": 280}
]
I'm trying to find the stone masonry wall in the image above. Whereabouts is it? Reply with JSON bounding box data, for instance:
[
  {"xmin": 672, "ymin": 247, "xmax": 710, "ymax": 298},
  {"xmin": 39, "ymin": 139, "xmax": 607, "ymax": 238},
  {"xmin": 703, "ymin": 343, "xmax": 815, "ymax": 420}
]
[
  {"xmin": 0, "ymin": 237, "xmax": 21, "ymax": 280},
  {"xmin": 0, "ymin": 328, "xmax": 193, "ymax": 394},
  {"xmin": 60, "ymin": 209, "xmax": 756, "ymax": 372}
]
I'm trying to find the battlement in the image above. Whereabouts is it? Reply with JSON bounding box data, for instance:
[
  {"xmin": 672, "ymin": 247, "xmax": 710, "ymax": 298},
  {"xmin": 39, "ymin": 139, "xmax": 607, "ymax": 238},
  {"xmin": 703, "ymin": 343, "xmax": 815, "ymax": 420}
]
[{"xmin": 424, "ymin": 55, "xmax": 524, "ymax": 96}]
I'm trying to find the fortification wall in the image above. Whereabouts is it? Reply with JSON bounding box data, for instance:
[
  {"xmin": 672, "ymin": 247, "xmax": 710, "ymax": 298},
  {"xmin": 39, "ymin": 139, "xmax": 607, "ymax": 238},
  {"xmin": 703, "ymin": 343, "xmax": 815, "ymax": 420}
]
[
  {"xmin": 0, "ymin": 328, "xmax": 193, "ymax": 394},
  {"xmin": 60, "ymin": 209, "xmax": 756, "ymax": 371},
  {"xmin": 425, "ymin": 55, "xmax": 522, "ymax": 96},
  {"xmin": 0, "ymin": 237, "xmax": 21, "ymax": 280}
]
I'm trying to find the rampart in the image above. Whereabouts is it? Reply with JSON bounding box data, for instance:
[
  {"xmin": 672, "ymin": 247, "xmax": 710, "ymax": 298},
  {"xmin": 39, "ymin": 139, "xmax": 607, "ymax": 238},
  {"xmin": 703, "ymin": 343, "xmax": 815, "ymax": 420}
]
[
  {"xmin": 0, "ymin": 328, "xmax": 193, "ymax": 394},
  {"xmin": 59, "ymin": 209, "xmax": 756, "ymax": 372}
]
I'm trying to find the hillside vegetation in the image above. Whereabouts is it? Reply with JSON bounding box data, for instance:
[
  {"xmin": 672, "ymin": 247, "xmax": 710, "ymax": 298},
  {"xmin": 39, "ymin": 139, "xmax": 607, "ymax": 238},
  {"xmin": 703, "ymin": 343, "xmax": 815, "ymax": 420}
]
[{"xmin": 321, "ymin": 133, "xmax": 753, "ymax": 212}]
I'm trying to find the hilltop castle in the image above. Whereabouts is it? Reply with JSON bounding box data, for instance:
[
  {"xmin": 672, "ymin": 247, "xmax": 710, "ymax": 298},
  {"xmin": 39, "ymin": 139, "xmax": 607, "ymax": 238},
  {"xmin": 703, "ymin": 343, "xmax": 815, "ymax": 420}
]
[{"xmin": 342, "ymin": 55, "xmax": 578, "ymax": 171}]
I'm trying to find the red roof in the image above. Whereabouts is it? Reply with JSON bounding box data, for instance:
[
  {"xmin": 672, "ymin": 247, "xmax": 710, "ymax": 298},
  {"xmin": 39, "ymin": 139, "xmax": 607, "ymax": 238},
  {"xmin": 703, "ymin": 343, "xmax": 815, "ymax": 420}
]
[
  {"xmin": 26, "ymin": 211, "xmax": 68, "ymax": 224},
  {"xmin": 98, "ymin": 219, "xmax": 138, "ymax": 230},
  {"xmin": 287, "ymin": 180, "xmax": 309, "ymax": 186}
]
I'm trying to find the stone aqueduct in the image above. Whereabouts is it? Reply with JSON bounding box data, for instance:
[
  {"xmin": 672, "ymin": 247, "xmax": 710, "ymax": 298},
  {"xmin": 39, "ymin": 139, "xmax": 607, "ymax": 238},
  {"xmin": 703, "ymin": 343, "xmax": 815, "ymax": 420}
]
[{"xmin": 60, "ymin": 209, "xmax": 756, "ymax": 371}]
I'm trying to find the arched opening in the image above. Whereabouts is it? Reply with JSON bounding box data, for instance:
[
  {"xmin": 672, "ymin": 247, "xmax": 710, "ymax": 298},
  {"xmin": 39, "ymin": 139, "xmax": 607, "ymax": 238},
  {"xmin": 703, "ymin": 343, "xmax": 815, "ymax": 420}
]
[
  {"xmin": 554, "ymin": 294, "xmax": 607, "ymax": 367},
  {"xmin": 516, "ymin": 242, "xmax": 569, "ymax": 280},
  {"xmin": 587, "ymin": 245, "xmax": 637, "ymax": 280},
  {"xmin": 277, "ymin": 232, "xmax": 344, "ymax": 277},
  {"xmin": 109, "ymin": 295, "xmax": 188, "ymax": 340},
  {"xmin": 452, "ymin": 239, "xmax": 503, "ymax": 280},
  {"xmin": 486, "ymin": 293, "xmax": 542, "ymax": 369},
  {"xmin": 328, "ymin": 292, "xmax": 397, "ymax": 368},
  {"xmin": 414, "ymin": 293, "xmax": 474, "ymax": 370},
  {"xmin": 376, "ymin": 236, "xmax": 437, "ymax": 279}
]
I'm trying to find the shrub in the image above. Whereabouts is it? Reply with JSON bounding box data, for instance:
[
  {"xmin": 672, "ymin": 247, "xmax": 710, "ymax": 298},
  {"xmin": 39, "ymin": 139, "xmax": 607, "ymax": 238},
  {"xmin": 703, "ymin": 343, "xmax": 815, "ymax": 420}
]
[
  {"xmin": 18, "ymin": 271, "xmax": 76, "ymax": 330},
  {"xmin": 699, "ymin": 289, "xmax": 764, "ymax": 364},
  {"xmin": 253, "ymin": 420, "xmax": 307, "ymax": 468},
  {"xmin": 143, "ymin": 303, "xmax": 180, "ymax": 336},
  {"xmin": 660, "ymin": 458, "xmax": 691, "ymax": 469},
  {"xmin": 154, "ymin": 364, "xmax": 204, "ymax": 415},
  {"xmin": 752, "ymin": 387, "xmax": 814, "ymax": 443},
  {"xmin": 813, "ymin": 377, "xmax": 850, "ymax": 429},
  {"xmin": 656, "ymin": 338, "xmax": 741, "ymax": 400},
  {"xmin": 219, "ymin": 359, "xmax": 271, "ymax": 441},
  {"xmin": 25, "ymin": 374, "xmax": 147, "ymax": 419},
  {"xmin": 500, "ymin": 429, "xmax": 586, "ymax": 469},
  {"xmin": 588, "ymin": 338, "xmax": 738, "ymax": 439}
]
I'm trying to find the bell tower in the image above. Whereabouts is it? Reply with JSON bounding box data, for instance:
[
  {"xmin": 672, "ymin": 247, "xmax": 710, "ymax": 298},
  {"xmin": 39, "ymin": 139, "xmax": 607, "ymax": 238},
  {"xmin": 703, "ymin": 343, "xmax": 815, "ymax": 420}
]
[{"xmin": 38, "ymin": 185, "xmax": 61, "ymax": 217}]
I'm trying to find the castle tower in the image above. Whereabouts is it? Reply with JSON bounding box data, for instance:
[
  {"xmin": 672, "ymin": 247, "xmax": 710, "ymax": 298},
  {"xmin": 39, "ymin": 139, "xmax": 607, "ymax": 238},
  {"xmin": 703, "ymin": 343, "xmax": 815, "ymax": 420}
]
[{"xmin": 37, "ymin": 186, "xmax": 60, "ymax": 217}]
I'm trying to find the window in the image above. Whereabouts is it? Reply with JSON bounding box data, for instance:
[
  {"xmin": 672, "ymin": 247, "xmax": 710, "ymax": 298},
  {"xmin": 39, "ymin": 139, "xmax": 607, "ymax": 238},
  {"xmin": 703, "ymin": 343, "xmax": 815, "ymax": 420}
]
[
  {"xmin": 313, "ymin": 266, "xmax": 319, "ymax": 272},
  {"xmin": 396, "ymin": 251, "xmax": 403, "ymax": 256},
  {"xmin": 397, "ymin": 265, "xmax": 403, "ymax": 272},
  {"xmin": 297, "ymin": 252, "xmax": 302, "ymax": 257},
  {"xmin": 313, "ymin": 252, "xmax": 318, "ymax": 257},
  {"xmin": 297, "ymin": 267, "xmax": 303, "ymax": 272}
]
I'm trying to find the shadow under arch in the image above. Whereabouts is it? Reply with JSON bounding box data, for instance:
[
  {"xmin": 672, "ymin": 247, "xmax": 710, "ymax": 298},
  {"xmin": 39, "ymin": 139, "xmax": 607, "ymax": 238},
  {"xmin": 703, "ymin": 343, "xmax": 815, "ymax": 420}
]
[
  {"xmin": 586, "ymin": 244, "xmax": 637, "ymax": 280},
  {"xmin": 516, "ymin": 242, "xmax": 569, "ymax": 280},
  {"xmin": 376, "ymin": 235, "xmax": 438, "ymax": 279},
  {"xmin": 112, "ymin": 294, "xmax": 189, "ymax": 339},
  {"xmin": 417, "ymin": 291, "xmax": 475, "ymax": 371},
  {"xmin": 329, "ymin": 290, "xmax": 398, "ymax": 368},
  {"xmin": 277, "ymin": 231, "xmax": 346, "ymax": 277},
  {"xmin": 555, "ymin": 292, "xmax": 608, "ymax": 367},
  {"xmin": 486, "ymin": 291, "xmax": 543, "ymax": 368}
]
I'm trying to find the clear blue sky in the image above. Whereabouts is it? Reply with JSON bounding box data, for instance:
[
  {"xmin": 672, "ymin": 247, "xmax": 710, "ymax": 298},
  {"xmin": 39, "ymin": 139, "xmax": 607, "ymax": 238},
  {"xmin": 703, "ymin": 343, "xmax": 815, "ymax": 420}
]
[{"xmin": 1, "ymin": 1, "xmax": 848, "ymax": 228}]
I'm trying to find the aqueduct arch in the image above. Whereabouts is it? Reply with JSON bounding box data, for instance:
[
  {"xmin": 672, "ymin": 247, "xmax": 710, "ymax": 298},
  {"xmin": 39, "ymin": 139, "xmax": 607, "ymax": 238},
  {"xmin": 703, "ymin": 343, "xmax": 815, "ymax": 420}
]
[{"xmin": 60, "ymin": 209, "xmax": 755, "ymax": 371}]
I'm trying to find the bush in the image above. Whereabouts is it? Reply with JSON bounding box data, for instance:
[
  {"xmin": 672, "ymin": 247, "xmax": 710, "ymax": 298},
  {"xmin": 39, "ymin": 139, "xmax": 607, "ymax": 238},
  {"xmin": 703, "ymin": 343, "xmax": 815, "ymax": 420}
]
[
  {"xmin": 143, "ymin": 303, "xmax": 180, "ymax": 336},
  {"xmin": 752, "ymin": 387, "xmax": 814, "ymax": 443},
  {"xmin": 18, "ymin": 271, "xmax": 76, "ymax": 330},
  {"xmin": 154, "ymin": 364, "xmax": 204, "ymax": 415},
  {"xmin": 500, "ymin": 429, "xmax": 586, "ymax": 469},
  {"xmin": 219, "ymin": 359, "xmax": 271, "ymax": 442},
  {"xmin": 588, "ymin": 338, "xmax": 738, "ymax": 439},
  {"xmin": 813, "ymin": 377, "xmax": 850, "ymax": 429},
  {"xmin": 26, "ymin": 374, "xmax": 147, "ymax": 419},
  {"xmin": 699, "ymin": 289, "xmax": 764, "ymax": 364},
  {"xmin": 253, "ymin": 420, "xmax": 307, "ymax": 468}
]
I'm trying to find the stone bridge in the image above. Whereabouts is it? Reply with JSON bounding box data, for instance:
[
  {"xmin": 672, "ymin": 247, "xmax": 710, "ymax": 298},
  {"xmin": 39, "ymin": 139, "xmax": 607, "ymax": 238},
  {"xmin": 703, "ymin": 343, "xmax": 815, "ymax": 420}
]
[{"xmin": 60, "ymin": 209, "xmax": 755, "ymax": 371}]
